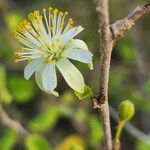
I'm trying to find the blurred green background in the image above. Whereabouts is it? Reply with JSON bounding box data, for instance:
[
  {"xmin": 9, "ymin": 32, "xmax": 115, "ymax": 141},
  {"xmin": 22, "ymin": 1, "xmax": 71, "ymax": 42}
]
[{"xmin": 0, "ymin": 0, "xmax": 150, "ymax": 149}]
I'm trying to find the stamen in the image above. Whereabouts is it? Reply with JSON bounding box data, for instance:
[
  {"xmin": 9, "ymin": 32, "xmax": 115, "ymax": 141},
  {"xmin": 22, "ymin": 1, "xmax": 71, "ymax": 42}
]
[{"xmin": 14, "ymin": 6, "xmax": 80, "ymax": 64}]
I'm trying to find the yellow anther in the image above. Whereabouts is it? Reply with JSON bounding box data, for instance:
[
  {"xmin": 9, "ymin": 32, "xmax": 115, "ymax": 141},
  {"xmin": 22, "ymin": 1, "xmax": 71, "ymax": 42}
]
[
  {"xmin": 59, "ymin": 11, "xmax": 64, "ymax": 16},
  {"xmin": 45, "ymin": 57, "xmax": 52, "ymax": 63},
  {"xmin": 26, "ymin": 22, "xmax": 31, "ymax": 26},
  {"xmin": 28, "ymin": 13, "xmax": 34, "ymax": 21},
  {"xmin": 34, "ymin": 10, "xmax": 39, "ymax": 15},
  {"xmin": 49, "ymin": 7, "xmax": 53, "ymax": 11},
  {"xmin": 65, "ymin": 11, "xmax": 69, "ymax": 15},
  {"xmin": 68, "ymin": 18, "xmax": 73, "ymax": 22},
  {"xmin": 43, "ymin": 8, "xmax": 46, "ymax": 12},
  {"xmin": 60, "ymin": 22, "xmax": 65, "ymax": 28},
  {"xmin": 22, "ymin": 20, "xmax": 27, "ymax": 26},
  {"xmin": 53, "ymin": 9, "xmax": 58, "ymax": 14}
]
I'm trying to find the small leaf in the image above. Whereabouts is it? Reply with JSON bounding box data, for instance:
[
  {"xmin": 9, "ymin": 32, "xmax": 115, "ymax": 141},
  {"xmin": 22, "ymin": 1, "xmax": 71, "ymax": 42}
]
[
  {"xmin": 74, "ymin": 85, "xmax": 93, "ymax": 100},
  {"xmin": 0, "ymin": 128, "xmax": 17, "ymax": 150},
  {"xmin": 0, "ymin": 65, "xmax": 12, "ymax": 104},
  {"xmin": 25, "ymin": 134, "xmax": 52, "ymax": 150},
  {"xmin": 8, "ymin": 76, "xmax": 36, "ymax": 103}
]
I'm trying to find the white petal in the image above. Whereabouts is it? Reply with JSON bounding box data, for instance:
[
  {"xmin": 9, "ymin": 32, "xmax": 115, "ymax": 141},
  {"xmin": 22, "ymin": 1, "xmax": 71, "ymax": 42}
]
[
  {"xmin": 65, "ymin": 39, "xmax": 89, "ymax": 50},
  {"xmin": 65, "ymin": 39, "xmax": 94, "ymax": 70},
  {"xmin": 62, "ymin": 48, "xmax": 93, "ymax": 63},
  {"xmin": 42, "ymin": 62, "xmax": 57, "ymax": 91},
  {"xmin": 56, "ymin": 58, "xmax": 85, "ymax": 92},
  {"xmin": 35, "ymin": 63, "xmax": 59, "ymax": 97},
  {"xmin": 24, "ymin": 58, "xmax": 43, "ymax": 80},
  {"xmin": 61, "ymin": 26, "xmax": 84, "ymax": 44}
]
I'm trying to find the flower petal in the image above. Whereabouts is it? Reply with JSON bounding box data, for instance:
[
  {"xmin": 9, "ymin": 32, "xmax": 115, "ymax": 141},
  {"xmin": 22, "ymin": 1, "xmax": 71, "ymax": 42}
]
[
  {"xmin": 62, "ymin": 48, "xmax": 93, "ymax": 63},
  {"xmin": 24, "ymin": 58, "xmax": 43, "ymax": 80},
  {"xmin": 56, "ymin": 58, "xmax": 85, "ymax": 92},
  {"xmin": 65, "ymin": 39, "xmax": 94, "ymax": 70},
  {"xmin": 35, "ymin": 63, "xmax": 59, "ymax": 97},
  {"xmin": 65, "ymin": 39, "xmax": 89, "ymax": 50},
  {"xmin": 61, "ymin": 26, "xmax": 84, "ymax": 45},
  {"xmin": 42, "ymin": 61, "xmax": 57, "ymax": 91}
]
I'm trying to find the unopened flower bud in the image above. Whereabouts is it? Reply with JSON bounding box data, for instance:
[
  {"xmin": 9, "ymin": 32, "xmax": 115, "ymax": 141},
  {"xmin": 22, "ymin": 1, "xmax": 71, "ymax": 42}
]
[{"xmin": 118, "ymin": 100, "xmax": 135, "ymax": 121}]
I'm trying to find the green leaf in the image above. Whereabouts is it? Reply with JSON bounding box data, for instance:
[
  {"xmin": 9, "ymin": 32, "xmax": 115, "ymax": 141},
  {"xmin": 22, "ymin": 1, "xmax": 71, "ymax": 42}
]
[
  {"xmin": 0, "ymin": 65, "xmax": 12, "ymax": 104},
  {"xmin": 74, "ymin": 85, "xmax": 93, "ymax": 100},
  {"xmin": 136, "ymin": 140, "xmax": 150, "ymax": 150},
  {"xmin": 25, "ymin": 134, "xmax": 52, "ymax": 150},
  {"xmin": 88, "ymin": 116, "xmax": 103, "ymax": 148},
  {"xmin": 28, "ymin": 104, "xmax": 61, "ymax": 132},
  {"xmin": 0, "ymin": 128, "xmax": 17, "ymax": 150},
  {"xmin": 8, "ymin": 76, "xmax": 36, "ymax": 103}
]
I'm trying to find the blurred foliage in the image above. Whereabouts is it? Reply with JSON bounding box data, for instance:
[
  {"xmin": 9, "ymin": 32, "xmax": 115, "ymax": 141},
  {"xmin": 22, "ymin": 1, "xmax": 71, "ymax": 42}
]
[
  {"xmin": 0, "ymin": 0, "xmax": 150, "ymax": 149},
  {"xmin": 25, "ymin": 134, "xmax": 52, "ymax": 150},
  {"xmin": 0, "ymin": 65, "xmax": 12, "ymax": 104},
  {"xmin": 5, "ymin": 11, "xmax": 23, "ymax": 32},
  {"xmin": 0, "ymin": 128, "xmax": 17, "ymax": 150},
  {"xmin": 136, "ymin": 140, "xmax": 150, "ymax": 150},
  {"xmin": 28, "ymin": 104, "xmax": 61, "ymax": 132},
  {"xmin": 117, "ymin": 38, "xmax": 136, "ymax": 62},
  {"xmin": 56, "ymin": 135, "xmax": 85, "ymax": 150},
  {"xmin": 8, "ymin": 76, "xmax": 36, "ymax": 103}
]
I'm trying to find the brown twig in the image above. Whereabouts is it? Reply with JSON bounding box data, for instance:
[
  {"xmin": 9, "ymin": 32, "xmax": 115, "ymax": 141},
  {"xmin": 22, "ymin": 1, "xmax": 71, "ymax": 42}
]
[
  {"xmin": 94, "ymin": 1, "xmax": 150, "ymax": 150},
  {"xmin": 95, "ymin": 0, "xmax": 113, "ymax": 149},
  {"xmin": 0, "ymin": 105, "xmax": 29, "ymax": 137},
  {"xmin": 110, "ymin": 3, "xmax": 150, "ymax": 41}
]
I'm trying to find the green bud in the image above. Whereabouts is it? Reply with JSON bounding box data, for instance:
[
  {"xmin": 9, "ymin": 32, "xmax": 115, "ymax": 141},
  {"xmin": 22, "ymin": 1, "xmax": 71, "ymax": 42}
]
[
  {"xmin": 118, "ymin": 100, "xmax": 135, "ymax": 121},
  {"xmin": 74, "ymin": 85, "xmax": 93, "ymax": 100}
]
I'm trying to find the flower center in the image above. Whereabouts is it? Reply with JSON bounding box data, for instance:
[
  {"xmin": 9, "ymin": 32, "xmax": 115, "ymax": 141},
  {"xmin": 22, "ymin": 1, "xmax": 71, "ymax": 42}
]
[{"xmin": 14, "ymin": 7, "xmax": 74, "ymax": 63}]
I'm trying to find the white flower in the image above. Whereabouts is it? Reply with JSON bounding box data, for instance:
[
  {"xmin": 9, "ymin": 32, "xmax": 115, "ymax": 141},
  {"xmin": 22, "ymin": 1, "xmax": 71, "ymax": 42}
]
[{"xmin": 14, "ymin": 7, "xmax": 93, "ymax": 96}]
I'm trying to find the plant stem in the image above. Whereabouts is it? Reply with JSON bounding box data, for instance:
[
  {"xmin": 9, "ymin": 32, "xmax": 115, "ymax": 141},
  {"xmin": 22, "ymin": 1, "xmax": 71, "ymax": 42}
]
[
  {"xmin": 95, "ymin": 0, "xmax": 113, "ymax": 149},
  {"xmin": 114, "ymin": 121, "xmax": 125, "ymax": 144},
  {"xmin": 113, "ymin": 121, "xmax": 125, "ymax": 150}
]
